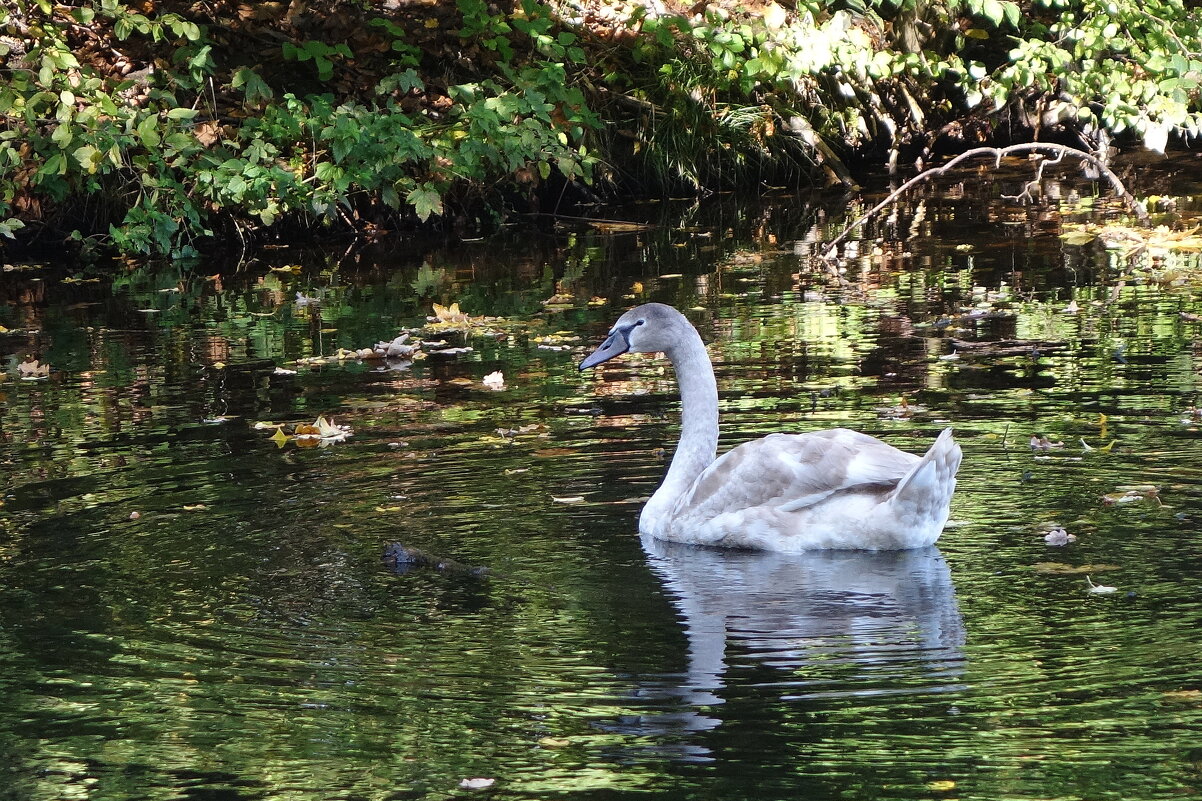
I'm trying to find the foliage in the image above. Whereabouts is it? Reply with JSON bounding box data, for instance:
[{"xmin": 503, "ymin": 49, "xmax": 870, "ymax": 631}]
[
  {"xmin": 0, "ymin": 0, "xmax": 598, "ymax": 256},
  {"xmin": 592, "ymin": 0, "xmax": 1202, "ymax": 191},
  {"xmin": 2, "ymin": 0, "xmax": 1202, "ymax": 255}
]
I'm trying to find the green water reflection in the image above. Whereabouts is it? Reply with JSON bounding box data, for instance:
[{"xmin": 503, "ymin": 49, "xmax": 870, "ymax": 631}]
[{"xmin": 1, "ymin": 180, "xmax": 1201, "ymax": 801}]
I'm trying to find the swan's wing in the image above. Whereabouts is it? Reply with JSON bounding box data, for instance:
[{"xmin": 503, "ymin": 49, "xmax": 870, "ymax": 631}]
[{"xmin": 673, "ymin": 428, "xmax": 921, "ymax": 520}]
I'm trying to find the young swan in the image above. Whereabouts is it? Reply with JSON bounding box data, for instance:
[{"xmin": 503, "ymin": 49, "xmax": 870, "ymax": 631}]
[{"xmin": 580, "ymin": 303, "xmax": 962, "ymax": 551}]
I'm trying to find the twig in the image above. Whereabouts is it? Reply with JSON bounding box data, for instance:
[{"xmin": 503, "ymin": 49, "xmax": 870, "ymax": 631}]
[{"xmin": 821, "ymin": 143, "xmax": 1151, "ymax": 261}]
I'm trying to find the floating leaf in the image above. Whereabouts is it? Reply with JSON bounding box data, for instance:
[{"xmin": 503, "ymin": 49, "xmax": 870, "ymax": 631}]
[
  {"xmin": 270, "ymin": 427, "xmax": 288, "ymax": 448},
  {"xmin": 551, "ymin": 495, "xmax": 585, "ymax": 504},
  {"xmin": 1043, "ymin": 527, "xmax": 1077, "ymax": 546},
  {"xmin": 458, "ymin": 778, "xmax": 495, "ymax": 790},
  {"xmin": 534, "ymin": 448, "xmax": 575, "ymax": 458},
  {"xmin": 1086, "ymin": 576, "xmax": 1119, "ymax": 594},
  {"xmin": 16, "ymin": 359, "xmax": 50, "ymax": 379},
  {"xmin": 1032, "ymin": 562, "xmax": 1120, "ymax": 575},
  {"xmin": 538, "ymin": 736, "xmax": 572, "ymax": 747},
  {"xmin": 432, "ymin": 302, "xmax": 468, "ymax": 323}
]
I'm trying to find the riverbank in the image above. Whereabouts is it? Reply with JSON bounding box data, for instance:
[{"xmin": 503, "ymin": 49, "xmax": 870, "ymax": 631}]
[{"xmin": 1, "ymin": 0, "xmax": 1199, "ymax": 258}]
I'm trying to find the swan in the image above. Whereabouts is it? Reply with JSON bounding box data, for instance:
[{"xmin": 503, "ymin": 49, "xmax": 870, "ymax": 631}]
[{"xmin": 580, "ymin": 303, "xmax": 962, "ymax": 551}]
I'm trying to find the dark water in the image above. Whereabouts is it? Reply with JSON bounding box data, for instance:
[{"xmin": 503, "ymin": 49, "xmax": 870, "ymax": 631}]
[{"xmin": 2, "ymin": 170, "xmax": 1202, "ymax": 800}]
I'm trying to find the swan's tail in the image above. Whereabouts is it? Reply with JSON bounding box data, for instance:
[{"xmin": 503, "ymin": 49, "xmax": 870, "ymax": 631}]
[{"xmin": 888, "ymin": 428, "xmax": 963, "ymax": 539}]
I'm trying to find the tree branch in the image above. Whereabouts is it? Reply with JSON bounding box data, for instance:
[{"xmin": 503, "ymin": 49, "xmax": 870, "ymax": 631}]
[{"xmin": 821, "ymin": 143, "xmax": 1150, "ymax": 261}]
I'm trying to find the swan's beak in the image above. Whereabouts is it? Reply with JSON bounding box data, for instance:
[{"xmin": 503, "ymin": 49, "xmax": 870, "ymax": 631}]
[{"xmin": 580, "ymin": 330, "xmax": 629, "ymax": 371}]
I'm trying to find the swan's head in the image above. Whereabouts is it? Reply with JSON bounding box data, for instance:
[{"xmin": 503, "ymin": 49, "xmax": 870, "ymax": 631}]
[{"xmin": 580, "ymin": 303, "xmax": 691, "ymax": 370}]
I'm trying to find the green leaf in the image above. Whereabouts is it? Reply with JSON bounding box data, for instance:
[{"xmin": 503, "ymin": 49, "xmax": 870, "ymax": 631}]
[
  {"xmin": 72, "ymin": 144, "xmax": 101, "ymax": 173},
  {"xmin": 137, "ymin": 115, "xmax": 161, "ymax": 147},
  {"xmin": 408, "ymin": 184, "xmax": 443, "ymax": 222},
  {"xmin": 51, "ymin": 123, "xmax": 73, "ymax": 148},
  {"xmin": 166, "ymin": 107, "xmax": 199, "ymax": 120},
  {"xmin": 981, "ymin": 0, "xmax": 1005, "ymax": 26},
  {"xmin": 1002, "ymin": 1, "xmax": 1020, "ymax": 28}
]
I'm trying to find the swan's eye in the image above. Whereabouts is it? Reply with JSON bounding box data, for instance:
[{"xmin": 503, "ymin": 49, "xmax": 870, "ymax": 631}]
[{"xmin": 635, "ymin": 319, "xmax": 646, "ymax": 326}]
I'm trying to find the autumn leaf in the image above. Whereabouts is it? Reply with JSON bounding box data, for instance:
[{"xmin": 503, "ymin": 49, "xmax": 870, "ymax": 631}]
[
  {"xmin": 17, "ymin": 359, "xmax": 50, "ymax": 379},
  {"xmin": 1032, "ymin": 562, "xmax": 1120, "ymax": 575},
  {"xmin": 459, "ymin": 778, "xmax": 494, "ymax": 790},
  {"xmin": 431, "ymin": 302, "xmax": 470, "ymax": 324}
]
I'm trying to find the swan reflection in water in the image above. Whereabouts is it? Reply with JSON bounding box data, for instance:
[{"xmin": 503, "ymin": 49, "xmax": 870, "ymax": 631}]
[{"xmin": 608, "ymin": 537, "xmax": 966, "ymax": 757}]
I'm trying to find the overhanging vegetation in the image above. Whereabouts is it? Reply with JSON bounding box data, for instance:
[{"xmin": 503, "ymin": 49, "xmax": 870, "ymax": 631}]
[{"xmin": 1, "ymin": 0, "xmax": 1199, "ymax": 257}]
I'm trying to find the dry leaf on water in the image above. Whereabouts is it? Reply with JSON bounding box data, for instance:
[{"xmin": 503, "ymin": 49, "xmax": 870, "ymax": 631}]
[
  {"xmin": 1032, "ymin": 562, "xmax": 1119, "ymax": 575},
  {"xmin": 1043, "ymin": 527, "xmax": 1077, "ymax": 546},
  {"xmin": 261, "ymin": 416, "xmax": 353, "ymax": 448},
  {"xmin": 459, "ymin": 778, "xmax": 495, "ymax": 790},
  {"xmin": 17, "ymin": 359, "xmax": 50, "ymax": 379},
  {"xmin": 431, "ymin": 302, "xmax": 471, "ymax": 324}
]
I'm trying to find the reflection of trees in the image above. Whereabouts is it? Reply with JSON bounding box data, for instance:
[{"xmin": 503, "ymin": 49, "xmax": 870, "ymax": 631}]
[{"xmin": 1, "ymin": 183, "xmax": 1201, "ymax": 798}]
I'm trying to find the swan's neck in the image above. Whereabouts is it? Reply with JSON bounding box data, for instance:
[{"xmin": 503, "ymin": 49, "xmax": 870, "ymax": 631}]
[{"xmin": 640, "ymin": 329, "xmax": 719, "ymax": 533}]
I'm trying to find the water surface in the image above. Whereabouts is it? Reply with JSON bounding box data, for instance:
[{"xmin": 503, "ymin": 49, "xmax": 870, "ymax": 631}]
[{"xmin": 2, "ymin": 169, "xmax": 1202, "ymax": 800}]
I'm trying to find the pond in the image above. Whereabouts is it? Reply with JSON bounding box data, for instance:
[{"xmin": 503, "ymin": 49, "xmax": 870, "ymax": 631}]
[{"xmin": 2, "ymin": 162, "xmax": 1201, "ymax": 801}]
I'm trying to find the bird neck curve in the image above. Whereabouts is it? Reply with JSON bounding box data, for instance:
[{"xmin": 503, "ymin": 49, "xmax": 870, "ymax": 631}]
[{"xmin": 640, "ymin": 324, "xmax": 719, "ymax": 534}]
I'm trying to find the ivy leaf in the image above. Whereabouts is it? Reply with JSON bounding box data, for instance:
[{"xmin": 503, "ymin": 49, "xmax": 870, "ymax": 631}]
[{"xmin": 408, "ymin": 184, "xmax": 443, "ymax": 222}]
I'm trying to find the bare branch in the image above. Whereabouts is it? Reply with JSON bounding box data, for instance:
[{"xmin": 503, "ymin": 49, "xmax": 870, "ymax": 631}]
[{"xmin": 821, "ymin": 143, "xmax": 1150, "ymax": 261}]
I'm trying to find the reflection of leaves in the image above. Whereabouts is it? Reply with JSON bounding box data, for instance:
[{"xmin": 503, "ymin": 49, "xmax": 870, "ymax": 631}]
[{"xmin": 411, "ymin": 262, "xmax": 448, "ymax": 296}]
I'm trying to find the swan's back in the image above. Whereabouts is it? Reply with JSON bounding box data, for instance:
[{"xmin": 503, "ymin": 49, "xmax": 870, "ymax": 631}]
[{"xmin": 650, "ymin": 428, "xmax": 961, "ymax": 551}]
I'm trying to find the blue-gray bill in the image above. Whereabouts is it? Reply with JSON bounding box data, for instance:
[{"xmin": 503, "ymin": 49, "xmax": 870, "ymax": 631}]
[{"xmin": 579, "ymin": 330, "xmax": 629, "ymax": 370}]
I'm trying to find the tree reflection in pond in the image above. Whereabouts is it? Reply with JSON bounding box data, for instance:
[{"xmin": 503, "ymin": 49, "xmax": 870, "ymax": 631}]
[{"xmin": 1, "ymin": 176, "xmax": 1201, "ymax": 800}]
